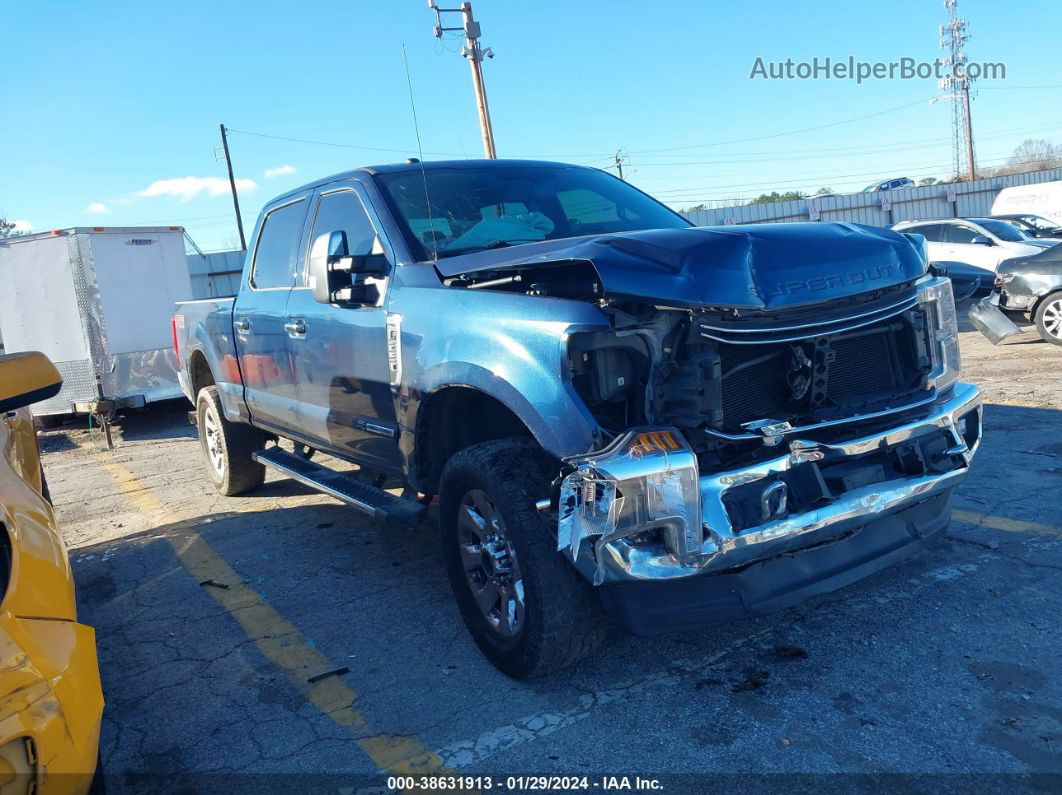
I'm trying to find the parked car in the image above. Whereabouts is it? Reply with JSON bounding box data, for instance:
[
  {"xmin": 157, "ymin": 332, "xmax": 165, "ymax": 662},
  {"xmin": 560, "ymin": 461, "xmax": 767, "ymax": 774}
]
[
  {"xmin": 893, "ymin": 217, "xmax": 1053, "ymax": 271},
  {"xmin": 990, "ymin": 213, "xmax": 1062, "ymax": 242},
  {"xmin": 173, "ymin": 159, "xmax": 982, "ymax": 678},
  {"xmin": 969, "ymin": 245, "xmax": 1062, "ymax": 346},
  {"xmin": 863, "ymin": 177, "xmax": 916, "ymax": 193},
  {"xmin": 0, "ymin": 351, "xmax": 104, "ymax": 791},
  {"xmin": 930, "ymin": 260, "xmax": 995, "ymax": 300},
  {"xmin": 991, "ymin": 180, "xmax": 1062, "ymax": 227}
]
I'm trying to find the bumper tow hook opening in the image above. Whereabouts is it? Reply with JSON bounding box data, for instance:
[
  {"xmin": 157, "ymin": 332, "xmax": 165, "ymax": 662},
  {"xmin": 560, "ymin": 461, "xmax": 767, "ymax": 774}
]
[{"xmin": 760, "ymin": 481, "xmax": 790, "ymax": 522}]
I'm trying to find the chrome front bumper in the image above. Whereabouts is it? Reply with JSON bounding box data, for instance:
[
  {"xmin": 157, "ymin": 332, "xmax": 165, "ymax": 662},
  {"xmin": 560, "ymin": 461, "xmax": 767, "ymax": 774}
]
[{"xmin": 588, "ymin": 382, "xmax": 982, "ymax": 584}]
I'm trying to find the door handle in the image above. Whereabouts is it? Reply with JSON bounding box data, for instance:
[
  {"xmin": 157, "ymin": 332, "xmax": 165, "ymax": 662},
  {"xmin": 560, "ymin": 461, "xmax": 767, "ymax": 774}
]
[
  {"xmin": 234, "ymin": 318, "xmax": 251, "ymax": 333},
  {"xmin": 284, "ymin": 319, "xmax": 307, "ymax": 337}
]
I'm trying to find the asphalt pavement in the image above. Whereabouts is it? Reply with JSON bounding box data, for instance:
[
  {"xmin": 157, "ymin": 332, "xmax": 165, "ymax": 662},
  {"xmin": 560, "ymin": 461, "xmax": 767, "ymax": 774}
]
[{"xmin": 42, "ymin": 319, "xmax": 1062, "ymax": 791}]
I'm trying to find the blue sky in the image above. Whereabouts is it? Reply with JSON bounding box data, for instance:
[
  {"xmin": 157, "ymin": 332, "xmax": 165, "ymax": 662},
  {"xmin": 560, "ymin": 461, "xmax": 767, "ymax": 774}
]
[{"xmin": 3, "ymin": 0, "xmax": 1060, "ymax": 251}]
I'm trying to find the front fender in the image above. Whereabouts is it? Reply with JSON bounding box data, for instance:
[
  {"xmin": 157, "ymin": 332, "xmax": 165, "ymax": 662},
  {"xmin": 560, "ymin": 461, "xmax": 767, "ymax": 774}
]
[
  {"xmin": 391, "ymin": 285, "xmax": 610, "ymax": 460},
  {"xmin": 415, "ymin": 360, "xmax": 598, "ymax": 459}
]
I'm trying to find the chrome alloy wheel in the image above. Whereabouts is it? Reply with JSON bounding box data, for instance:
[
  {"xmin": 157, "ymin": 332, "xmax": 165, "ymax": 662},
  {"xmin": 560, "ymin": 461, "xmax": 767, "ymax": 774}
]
[
  {"xmin": 203, "ymin": 407, "xmax": 225, "ymax": 476},
  {"xmin": 457, "ymin": 489, "xmax": 525, "ymax": 638},
  {"xmin": 1042, "ymin": 298, "xmax": 1062, "ymax": 339}
]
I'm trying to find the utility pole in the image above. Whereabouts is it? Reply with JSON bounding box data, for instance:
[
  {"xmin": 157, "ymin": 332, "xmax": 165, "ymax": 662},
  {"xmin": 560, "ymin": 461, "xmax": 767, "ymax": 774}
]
[
  {"xmin": 429, "ymin": 1, "xmax": 497, "ymax": 158},
  {"xmin": 614, "ymin": 151, "xmax": 625, "ymax": 180},
  {"xmin": 218, "ymin": 124, "xmax": 247, "ymax": 251},
  {"xmin": 939, "ymin": 0, "xmax": 977, "ymax": 181},
  {"xmin": 962, "ymin": 84, "xmax": 976, "ymax": 181}
]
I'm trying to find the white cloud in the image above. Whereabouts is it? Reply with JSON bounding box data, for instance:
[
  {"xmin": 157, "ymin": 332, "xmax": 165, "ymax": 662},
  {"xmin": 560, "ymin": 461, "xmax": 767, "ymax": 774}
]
[
  {"xmin": 264, "ymin": 164, "xmax": 296, "ymax": 179},
  {"xmin": 86, "ymin": 202, "xmax": 111, "ymax": 214},
  {"xmin": 139, "ymin": 176, "xmax": 258, "ymax": 203},
  {"xmin": 12, "ymin": 220, "xmax": 31, "ymax": 233}
]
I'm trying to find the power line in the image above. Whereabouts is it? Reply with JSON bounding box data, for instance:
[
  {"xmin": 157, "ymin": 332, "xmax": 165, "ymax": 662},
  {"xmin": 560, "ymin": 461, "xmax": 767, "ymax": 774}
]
[
  {"xmin": 222, "ymin": 97, "xmax": 940, "ymax": 162},
  {"xmin": 625, "ymin": 98, "xmax": 936, "ymax": 155},
  {"xmin": 977, "ymin": 84, "xmax": 1062, "ymax": 91},
  {"xmin": 225, "ymin": 128, "xmax": 467, "ymax": 158},
  {"xmin": 625, "ymin": 120, "xmax": 1062, "ymax": 167}
]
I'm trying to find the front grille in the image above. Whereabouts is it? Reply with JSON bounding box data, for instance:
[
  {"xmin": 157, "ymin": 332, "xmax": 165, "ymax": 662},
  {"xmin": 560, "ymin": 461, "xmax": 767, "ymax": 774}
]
[
  {"xmin": 715, "ymin": 310, "xmax": 929, "ymax": 432},
  {"xmin": 719, "ymin": 347, "xmax": 789, "ymax": 427},
  {"xmin": 827, "ymin": 331, "xmax": 896, "ymax": 399}
]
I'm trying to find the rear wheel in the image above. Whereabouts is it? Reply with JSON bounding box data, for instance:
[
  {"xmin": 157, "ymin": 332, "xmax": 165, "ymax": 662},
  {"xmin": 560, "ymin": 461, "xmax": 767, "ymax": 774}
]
[
  {"xmin": 196, "ymin": 386, "xmax": 265, "ymax": 495},
  {"xmin": 439, "ymin": 438, "xmax": 607, "ymax": 678},
  {"xmin": 1034, "ymin": 291, "xmax": 1062, "ymax": 346}
]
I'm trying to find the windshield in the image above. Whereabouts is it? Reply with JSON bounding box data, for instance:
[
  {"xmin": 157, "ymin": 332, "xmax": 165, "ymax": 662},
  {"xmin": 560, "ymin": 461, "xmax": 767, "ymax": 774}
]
[
  {"xmin": 374, "ymin": 164, "xmax": 691, "ymax": 260},
  {"xmin": 973, "ymin": 219, "xmax": 1031, "ymax": 242},
  {"xmin": 1019, "ymin": 215, "xmax": 1062, "ymax": 234}
]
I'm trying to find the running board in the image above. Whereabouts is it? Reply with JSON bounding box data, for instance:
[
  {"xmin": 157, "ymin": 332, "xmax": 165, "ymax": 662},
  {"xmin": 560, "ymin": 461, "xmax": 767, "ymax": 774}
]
[{"xmin": 253, "ymin": 447, "xmax": 424, "ymax": 525}]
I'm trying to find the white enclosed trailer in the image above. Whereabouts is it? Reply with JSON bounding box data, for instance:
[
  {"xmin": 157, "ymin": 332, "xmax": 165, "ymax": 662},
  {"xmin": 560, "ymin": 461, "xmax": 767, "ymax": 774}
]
[{"xmin": 0, "ymin": 227, "xmax": 193, "ymax": 416}]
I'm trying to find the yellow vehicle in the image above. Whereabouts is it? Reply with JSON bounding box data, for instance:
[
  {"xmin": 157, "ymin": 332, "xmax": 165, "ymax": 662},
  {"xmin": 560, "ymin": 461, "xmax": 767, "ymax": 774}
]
[{"xmin": 0, "ymin": 352, "xmax": 103, "ymax": 794}]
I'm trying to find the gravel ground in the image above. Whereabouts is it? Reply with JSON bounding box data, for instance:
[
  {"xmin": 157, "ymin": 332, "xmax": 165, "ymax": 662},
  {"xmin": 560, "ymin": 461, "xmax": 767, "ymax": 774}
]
[{"xmin": 42, "ymin": 311, "xmax": 1062, "ymax": 791}]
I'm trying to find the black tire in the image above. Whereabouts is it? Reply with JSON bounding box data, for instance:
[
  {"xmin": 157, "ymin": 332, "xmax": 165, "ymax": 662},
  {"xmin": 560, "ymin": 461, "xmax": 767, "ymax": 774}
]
[
  {"xmin": 1033, "ymin": 291, "xmax": 1062, "ymax": 346},
  {"xmin": 439, "ymin": 438, "xmax": 607, "ymax": 679},
  {"xmin": 196, "ymin": 386, "xmax": 265, "ymax": 496}
]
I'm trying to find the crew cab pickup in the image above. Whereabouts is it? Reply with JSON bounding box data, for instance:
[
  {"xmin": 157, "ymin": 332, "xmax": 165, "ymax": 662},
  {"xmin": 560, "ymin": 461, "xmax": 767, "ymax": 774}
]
[{"xmin": 173, "ymin": 160, "xmax": 982, "ymax": 678}]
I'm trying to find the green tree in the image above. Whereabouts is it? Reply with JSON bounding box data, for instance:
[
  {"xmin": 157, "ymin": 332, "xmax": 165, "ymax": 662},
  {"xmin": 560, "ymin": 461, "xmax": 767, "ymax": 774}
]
[
  {"xmin": 749, "ymin": 190, "xmax": 806, "ymax": 205},
  {"xmin": 0, "ymin": 218, "xmax": 22, "ymax": 238},
  {"xmin": 918, "ymin": 177, "xmax": 938, "ymax": 186}
]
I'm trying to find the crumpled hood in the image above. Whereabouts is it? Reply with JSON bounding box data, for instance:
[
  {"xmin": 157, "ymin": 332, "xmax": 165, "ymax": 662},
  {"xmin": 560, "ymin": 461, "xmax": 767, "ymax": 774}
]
[{"xmin": 435, "ymin": 222, "xmax": 927, "ymax": 310}]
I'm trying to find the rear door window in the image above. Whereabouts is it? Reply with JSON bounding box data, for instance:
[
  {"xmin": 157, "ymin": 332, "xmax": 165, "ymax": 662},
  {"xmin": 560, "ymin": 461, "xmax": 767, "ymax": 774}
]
[
  {"xmin": 945, "ymin": 225, "xmax": 978, "ymax": 244},
  {"xmin": 251, "ymin": 199, "xmax": 307, "ymax": 289},
  {"xmin": 914, "ymin": 224, "xmax": 944, "ymax": 242}
]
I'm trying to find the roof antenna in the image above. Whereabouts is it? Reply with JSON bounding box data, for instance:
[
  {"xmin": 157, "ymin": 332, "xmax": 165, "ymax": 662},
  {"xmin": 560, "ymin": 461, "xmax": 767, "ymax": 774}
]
[{"xmin": 402, "ymin": 43, "xmax": 438, "ymax": 262}]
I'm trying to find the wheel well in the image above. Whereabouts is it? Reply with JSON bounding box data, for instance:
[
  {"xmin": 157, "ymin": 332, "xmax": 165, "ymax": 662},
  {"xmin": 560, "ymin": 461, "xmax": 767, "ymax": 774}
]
[
  {"xmin": 189, "ymin": 350, "xmax": 216, "ymax": 398},
  {"xmin": 415, "ymin": 387, "xmax": 534, "ymax": 494},
  {"xmin": 1032, "ymin": 289, "xmax": 1062, "ymax": 320}
]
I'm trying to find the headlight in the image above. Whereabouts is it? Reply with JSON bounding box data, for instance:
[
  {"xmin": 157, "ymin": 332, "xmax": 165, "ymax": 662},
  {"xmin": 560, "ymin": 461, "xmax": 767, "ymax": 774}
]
[
  {"xmin": 918, "ymin": 276, "xmax": 961, "ymax": 392},
  {"xmin": 557, "ymin": 429, "xmax": 701, "ymax": 584}
]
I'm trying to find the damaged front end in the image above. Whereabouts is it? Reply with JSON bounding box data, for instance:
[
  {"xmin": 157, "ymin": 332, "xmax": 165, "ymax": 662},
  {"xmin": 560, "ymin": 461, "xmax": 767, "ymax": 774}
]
[{"xmin": 554, "ymin": 275, "xmax": 982, "ymax": 622}]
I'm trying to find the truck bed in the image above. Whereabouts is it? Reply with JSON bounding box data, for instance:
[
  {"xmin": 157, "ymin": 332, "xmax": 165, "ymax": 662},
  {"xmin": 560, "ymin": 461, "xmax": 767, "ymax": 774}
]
[{"xmin": 173, "ymin": 296, "xmax": 237, "ymax": 404}]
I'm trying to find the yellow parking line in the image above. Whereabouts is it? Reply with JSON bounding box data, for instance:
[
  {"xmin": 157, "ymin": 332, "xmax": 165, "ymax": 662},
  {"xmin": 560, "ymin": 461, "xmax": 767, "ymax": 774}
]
[
  {"xmin": 90, "ymin": 453, "xmax": 451, "ymax": 776},
  {"xmin": 953, "ymin": 508, "xmax": 1062, "ymax": 538}
]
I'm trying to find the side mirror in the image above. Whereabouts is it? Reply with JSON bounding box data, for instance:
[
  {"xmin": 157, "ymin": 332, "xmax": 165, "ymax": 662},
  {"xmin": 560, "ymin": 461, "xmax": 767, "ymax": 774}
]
[
  {"xmin": 971, "ymin": 235, "xmax": 993, "ymax": 246},
  {"xmin": 308, "ymin": 231, "xmax": 389, "ymax": 304},
  {"xmin": 0, "ymin": 352, "xmax": 62, "ymax": 413}
]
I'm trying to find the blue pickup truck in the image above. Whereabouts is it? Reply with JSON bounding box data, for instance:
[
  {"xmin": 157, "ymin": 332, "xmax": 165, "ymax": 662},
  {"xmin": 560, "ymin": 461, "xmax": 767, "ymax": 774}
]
[{"xmin": 173, "ymin": 159, "xmax": 982, "ymax": 678}]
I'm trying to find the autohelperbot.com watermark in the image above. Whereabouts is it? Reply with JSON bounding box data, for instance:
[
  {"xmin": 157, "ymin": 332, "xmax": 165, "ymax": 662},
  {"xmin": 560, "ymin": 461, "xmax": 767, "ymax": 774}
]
[{"xmin": 749, "ymin": 56, "xmax": 1005, "ymax": 84}]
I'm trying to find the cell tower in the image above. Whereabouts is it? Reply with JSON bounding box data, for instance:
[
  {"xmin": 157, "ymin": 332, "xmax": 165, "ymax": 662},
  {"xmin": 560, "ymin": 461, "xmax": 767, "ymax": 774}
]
[{"xmin": 939, "ymin": 0, "xmax": 976, "ymax": 180}]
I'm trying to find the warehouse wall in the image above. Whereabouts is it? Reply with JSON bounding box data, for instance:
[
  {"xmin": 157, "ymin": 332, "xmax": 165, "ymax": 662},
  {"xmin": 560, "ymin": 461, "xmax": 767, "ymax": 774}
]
[
  {"xmin": 683, "ymin": 167, "xmax": 1062, "ymax": 227},
  {"xmin": 186, "ymin": 250, "xmax": 245, "ymax": 298}
]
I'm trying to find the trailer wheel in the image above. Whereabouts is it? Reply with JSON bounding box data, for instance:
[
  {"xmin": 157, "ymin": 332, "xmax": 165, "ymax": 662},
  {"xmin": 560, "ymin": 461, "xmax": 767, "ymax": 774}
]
[
  {"xmin": 1034, "ymin": 291, "xmax": 1062, "ymax": 346},
  {"xmin": 439, "ymin": 438, "xmax": 607, "ymax": 679},
  {"xmin": 196, "ymin": 386, "xmax": 265, "ymax": 496}
]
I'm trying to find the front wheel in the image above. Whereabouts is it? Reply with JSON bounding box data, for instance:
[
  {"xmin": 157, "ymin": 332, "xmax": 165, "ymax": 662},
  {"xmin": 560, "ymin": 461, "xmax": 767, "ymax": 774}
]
[
  {"xmin": 196, "ymin": 386, "xmax": 265, "ymax": 495},
  {"xmin": 1034, "ymin": 291, "xmax": 1062, "ymax": 346},
  {"xmin": 439, "ymin": 438, "xmax": 607, "ymax": 679}
]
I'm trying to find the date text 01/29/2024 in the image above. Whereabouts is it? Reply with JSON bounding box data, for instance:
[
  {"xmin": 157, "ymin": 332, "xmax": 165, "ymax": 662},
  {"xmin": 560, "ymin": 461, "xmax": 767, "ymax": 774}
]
[{"xmin": 386, "ymin": 776, "xmax": 665, "ymax": 791}]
